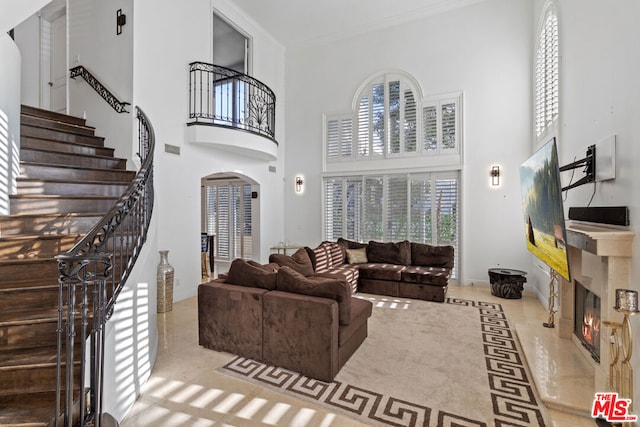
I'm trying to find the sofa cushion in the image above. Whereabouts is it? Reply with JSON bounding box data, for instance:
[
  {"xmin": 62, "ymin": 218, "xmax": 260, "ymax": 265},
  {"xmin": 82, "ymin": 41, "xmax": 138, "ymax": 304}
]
[
  {"xmin": 359, "ymin": 263, "xmax": 406, "ymax": 281},
  {"xmin": 366, "ymin": 240, "xmax": 411, "ymax": 265},
  {"xmin": 315, "ymin": 264, "xmax": 360, "ymax": 295},
  {"xmin": 225, "ymin": 258, "xmax": 277, "ymax": 290},
  {"xmin": 411, "ymin": 243, "xmax": 455, "ymax": 269},
  {"xmin": 276, "ymin": 266, "xmax": 352, "ymax": 325},
  {"xmin": 338, "ymin": 297, "xmax": 373, "ymax": 346},
  {"xmin": 269, "ymin": 247, "xmax": 314, "ymax": 277},
  {"xmin": 401, "ymin": 266, "xmax": 451, "ymax": 286},
  {"xmin": 346, "ymin": 247, "xmax": 368, "ymax": 264},
  {"xmin": 306, "ymin": 241, "xmax": 345, "ymax": 273},
  {"xmin": 337, "ymin": 238, "xmax": 367, "ymax": 250}
]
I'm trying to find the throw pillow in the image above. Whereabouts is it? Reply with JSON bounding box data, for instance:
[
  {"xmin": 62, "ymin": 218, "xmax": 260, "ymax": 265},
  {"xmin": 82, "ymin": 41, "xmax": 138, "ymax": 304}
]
[
  {"xmin": 410, "ymin": 243, "xmax": 455, "ymax": 268},
  {"xmin": 276, "ymin": 266, "xmax": 352, "ymax": 325},
  {"xmin": 226, "ymin": 258, "xmax": 277, "ymax": 290},
  {"xmin": 337, "ymin": 237, "xmax": 368, "ymax": 250},
  {"xmin": 346, "ymin": 247, "xmax": 368, "ymax": 264},
  {"xmin": 268, "ymin": 247, "xmax": 315, "ymax": 277},
  {"xmin": 366, "ymin": 240, "xmax": 411, "ymax": 265}
]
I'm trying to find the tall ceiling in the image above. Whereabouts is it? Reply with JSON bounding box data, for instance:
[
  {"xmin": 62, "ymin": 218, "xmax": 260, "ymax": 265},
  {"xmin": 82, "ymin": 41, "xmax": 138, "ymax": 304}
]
[{"xmin": 229, "ymin": 0, "xmax": 489, "ymax": 50}]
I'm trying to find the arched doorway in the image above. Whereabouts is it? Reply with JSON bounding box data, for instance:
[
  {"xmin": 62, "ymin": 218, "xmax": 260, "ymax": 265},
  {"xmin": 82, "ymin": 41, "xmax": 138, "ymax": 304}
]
[{"xmin": 201, "ymin": 172, "xmax": 260, "ymax": 276}]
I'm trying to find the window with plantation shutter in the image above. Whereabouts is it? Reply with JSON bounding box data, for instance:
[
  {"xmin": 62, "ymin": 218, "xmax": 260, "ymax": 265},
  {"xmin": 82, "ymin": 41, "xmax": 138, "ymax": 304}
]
[
  {"xmin": 324, "ymin": 71, "xmax": 461, "ymax": 165},
  {"xmin": 326, "ymin": 115, "xmax": 354, "ymax": 160},
  {"xmin": 322, "ymin": 172, "xmax": 459, "ymax": 279},
  {"xmin": 535, "ymin": 3, "xmax": 559, "ymax": 139},
  {"xmin": 386, "ymin": 176, "xmax": 408, "ymax": 241},
  {"xmin": 205, "ymin": 181, "xmax": 252, "ymax": 261},
  {"xmin": 410, "ymin": 175, "xmax": 431, "ymax": 242}
]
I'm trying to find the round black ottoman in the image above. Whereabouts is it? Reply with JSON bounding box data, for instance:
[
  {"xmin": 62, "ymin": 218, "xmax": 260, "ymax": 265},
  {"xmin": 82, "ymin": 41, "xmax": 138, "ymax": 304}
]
[{"xmin": 488, "ymin": 268, "xmax": 527, "ymax": 299}]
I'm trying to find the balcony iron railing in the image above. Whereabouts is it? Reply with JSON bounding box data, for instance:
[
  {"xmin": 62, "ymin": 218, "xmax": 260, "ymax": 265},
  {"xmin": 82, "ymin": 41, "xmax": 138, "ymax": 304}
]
[
  {"xmin": 55, "ymin": 107, "xmax": 155, "ymax": 427},
  {"xmin": 188, "ymin": 62, "xmax": 276, "ymax": 142}
]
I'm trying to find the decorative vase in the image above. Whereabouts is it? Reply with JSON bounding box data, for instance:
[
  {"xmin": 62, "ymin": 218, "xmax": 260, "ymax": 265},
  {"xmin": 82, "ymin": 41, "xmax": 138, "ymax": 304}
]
[{"xmin": 157, "ymin": 250, "xmax": 174, "ymax": 313}]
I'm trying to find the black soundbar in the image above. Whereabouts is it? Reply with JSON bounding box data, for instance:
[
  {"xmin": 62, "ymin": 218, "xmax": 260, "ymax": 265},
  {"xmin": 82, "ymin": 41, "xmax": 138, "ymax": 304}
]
[{"xmin": 568, "ymin": 206, "xmax": 629, "ymax": 226}]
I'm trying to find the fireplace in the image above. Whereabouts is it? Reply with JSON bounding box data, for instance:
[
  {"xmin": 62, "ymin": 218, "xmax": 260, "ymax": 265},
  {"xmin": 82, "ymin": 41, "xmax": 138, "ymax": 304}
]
[{"xmin": 574, "ymin": 281, "xmax": 601, "ymax": 363}]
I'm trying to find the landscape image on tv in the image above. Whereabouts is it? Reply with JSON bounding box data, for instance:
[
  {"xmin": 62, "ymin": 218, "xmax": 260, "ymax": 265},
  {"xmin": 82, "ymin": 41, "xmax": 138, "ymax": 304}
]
[{"xmin": 519, "ymin": 138, "xmax": 571, "ymax": 281}]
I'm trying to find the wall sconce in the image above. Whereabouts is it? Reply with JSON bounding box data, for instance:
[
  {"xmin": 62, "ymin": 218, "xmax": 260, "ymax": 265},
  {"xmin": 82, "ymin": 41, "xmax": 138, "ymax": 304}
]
[
  {"xmin": 295, "ymin": 176, "xmax": 304, "ymax": 193},
  {"xmin": 491, "ymin": 166, "xmax": 500, "ymax": 186},
  {"xmin": 116, "ymin": 9, "xmax": 126, "ymax": 35}
]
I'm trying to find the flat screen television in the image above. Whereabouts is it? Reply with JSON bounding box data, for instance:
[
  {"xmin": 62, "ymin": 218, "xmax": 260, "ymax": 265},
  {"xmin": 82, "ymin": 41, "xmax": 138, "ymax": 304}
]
[{"xmin": 519, "ymin": 138, "xmax": 571, "ymax": 281}]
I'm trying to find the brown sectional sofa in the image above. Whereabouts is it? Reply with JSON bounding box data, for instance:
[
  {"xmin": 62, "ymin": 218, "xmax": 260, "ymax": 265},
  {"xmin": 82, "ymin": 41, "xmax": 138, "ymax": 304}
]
[
  {"xmin": 310, "ymin": 239, "xmax": 454, "ymax": 303},
  {"xmin": 197, "ymin": 239, "xmax": 453, "ymax": 381}
]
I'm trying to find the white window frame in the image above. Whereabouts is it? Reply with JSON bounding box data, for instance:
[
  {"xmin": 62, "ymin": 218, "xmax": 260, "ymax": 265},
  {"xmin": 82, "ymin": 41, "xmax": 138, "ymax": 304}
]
[
  {"xmin": 534, "ymin": 0, "xmax": 560, "ymax": 145},
  {"xmin": 323, "ymin": 71, "xmax": 462, "ymax": 172},
  {"xmin": 322, "ymin": 171, "xmax": 460, "ymax": 280}
]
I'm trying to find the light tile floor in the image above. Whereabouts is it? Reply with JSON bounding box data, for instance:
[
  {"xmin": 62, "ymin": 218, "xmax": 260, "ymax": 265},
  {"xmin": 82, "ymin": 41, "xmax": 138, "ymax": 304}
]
[{"xmin": 121, "ymin": 284, "xmax": 599, "ymax": 427}]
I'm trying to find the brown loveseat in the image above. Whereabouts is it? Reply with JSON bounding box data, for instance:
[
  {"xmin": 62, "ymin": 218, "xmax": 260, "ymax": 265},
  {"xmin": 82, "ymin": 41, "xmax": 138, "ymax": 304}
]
[{"xmin": 198, "ymin": 259, "xmax": 373, "ymax": 382}]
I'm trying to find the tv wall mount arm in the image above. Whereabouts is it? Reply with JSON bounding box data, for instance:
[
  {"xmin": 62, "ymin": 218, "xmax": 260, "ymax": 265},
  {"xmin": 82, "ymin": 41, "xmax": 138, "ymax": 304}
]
[{"xmin": 559, "ymin": 144, "xmax": 596, "ymax": 192}]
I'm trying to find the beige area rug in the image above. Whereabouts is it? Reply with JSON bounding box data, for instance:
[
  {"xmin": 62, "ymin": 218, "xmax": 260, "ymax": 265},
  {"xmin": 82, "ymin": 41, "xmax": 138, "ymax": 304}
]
[{"xmin": 218, "ymin": 296, "xmax": 551, "ymax": 427}]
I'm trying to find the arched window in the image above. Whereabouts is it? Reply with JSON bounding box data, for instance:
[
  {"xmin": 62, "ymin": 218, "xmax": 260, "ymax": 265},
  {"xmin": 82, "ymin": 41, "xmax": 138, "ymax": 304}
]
[
  {"xmin": 324, "ymin": 71, "xmax": 461, "ymax": 166},
  {"xmin": 535, "ymin": 2, "xmax": 559, "ymax": 140}
]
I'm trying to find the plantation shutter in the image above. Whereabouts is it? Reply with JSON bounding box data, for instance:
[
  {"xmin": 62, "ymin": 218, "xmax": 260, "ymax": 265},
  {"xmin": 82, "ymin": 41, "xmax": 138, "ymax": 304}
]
[
  {"xmin": 241, "ymin": 184, "xmax": 252, "ymax": 258},
  {"xmin": 217, "ymin": 185, "xmax": 230, "ymax": 260},
  {"xmin": 323, "ymin": 177, "xmax": 344, "ymax": 241},
  {"xmin": 435, "ymin": 177, "xmax": 458, "ymax": 246},
  {"xmin": 345, "ymin": 178, "xmax": 363, "ymax": 241},
  {"xmin": 358, "ymin": 96, "xmax": 370, "ymax": 156},
  {"xmin": 326, "ymin": 115, "xmax": 353, "ymax": 161},
  {"xmin": 371, "ymin": 83, "xmax": 385, "ymax": 156},
  {"xmin": 363, "ymin": 176, "xmax": 384, "ymax": 241},
  {"xmin": 404, "ymin": 89, "xmax": 417, "ymax": 153},
  {"xmin": 441, "ymin": 102, "xmax": 457, "ymax": 151},
  {"xmin": 389, "ymin": 81, "xmax": 401, "ymax": 155},
  {"xmin": 410, "ymin": 175, "xmax": 431, "ymax": 242},
  {"xmin": 386, "ymin": 175, "xmax": 408, "ymax": 241},
  {"xmin": 535, "ymin": 8, "xmax": 559, "ymax": 138},
  {"xmin": 422, "ymin": 104, "xmax": 437, "ymax": 152}
]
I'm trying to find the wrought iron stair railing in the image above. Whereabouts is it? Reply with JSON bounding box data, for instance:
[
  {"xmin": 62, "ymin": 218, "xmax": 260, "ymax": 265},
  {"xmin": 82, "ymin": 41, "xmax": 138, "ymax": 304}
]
[
  {"xmin": 188, "ymin": 61, "xmax": 276, "ymax": 141},
  {"xmin": 70, "ymin": 65, "xmax": 131, "ymax": 114},
  {"xmin": 55, "ymin": 107, "xmax": 155, "ymax": 427}
]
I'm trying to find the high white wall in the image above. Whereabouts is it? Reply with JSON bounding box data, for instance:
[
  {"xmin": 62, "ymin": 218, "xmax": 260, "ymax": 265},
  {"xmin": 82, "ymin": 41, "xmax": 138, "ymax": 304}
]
[
  {"xmin": 284, "ymin": 0, "xmax": 533, "ymax": 284},
  {"xmin": 531, "ymin": 0, "xmax": 640, "ymax": 411},
  {"xmin": 67, "ymin": 0, "xmax": 135, "ymax": 166},
  {"xmin": 0, "ymin": 35, "xmax": 21, "ymax": 215},
  {"xmin": 132, "ymin": 0, "xmax": 286, "ymax": 304}
]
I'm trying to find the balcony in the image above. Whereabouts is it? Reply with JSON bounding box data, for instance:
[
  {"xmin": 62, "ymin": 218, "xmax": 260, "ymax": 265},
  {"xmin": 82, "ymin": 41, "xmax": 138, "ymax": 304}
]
[{"xmin": 187, "ymin": 62, "xmax": 277, "ymax": 160}]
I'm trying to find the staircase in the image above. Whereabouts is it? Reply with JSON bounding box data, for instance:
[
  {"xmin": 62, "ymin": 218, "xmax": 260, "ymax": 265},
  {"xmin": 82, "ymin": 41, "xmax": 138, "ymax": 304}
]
[{"xmin": 0, "ymin": 106, "xmax": 135, "ymax": 427}]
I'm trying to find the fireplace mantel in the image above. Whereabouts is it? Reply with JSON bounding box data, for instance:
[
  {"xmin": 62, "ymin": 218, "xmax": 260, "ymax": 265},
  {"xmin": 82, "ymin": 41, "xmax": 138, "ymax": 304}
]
[{"xmin": 558, "ymin": 221, "xmax": 636, "ymax": 394}]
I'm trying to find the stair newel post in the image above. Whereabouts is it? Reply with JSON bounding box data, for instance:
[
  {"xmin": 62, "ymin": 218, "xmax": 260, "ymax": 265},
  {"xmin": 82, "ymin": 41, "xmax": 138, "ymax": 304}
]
[
  {"xmin": 79, "ymin": 262, "xmax": 90, "ymax": 425},
  {"xmin": 56, "ymin": 259, "xmax": 70, "ymax": 427},
  {"xmin": 65, "ymin": 263, "xmax": 77, "ymax": 427}
]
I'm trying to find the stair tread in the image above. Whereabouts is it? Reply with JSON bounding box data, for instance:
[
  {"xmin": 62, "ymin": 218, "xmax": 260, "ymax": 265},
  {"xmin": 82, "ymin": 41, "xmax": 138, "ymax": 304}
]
[
  {"xmin": 21, "ymin": 161, "xmax": 132, "ymax": 173},
  {"xmin": 0, "ymin": 308, "xmax": 59, "ymax": 326},
  {"xmin": 10, "ymin": 194, "xmax": 119, "ymax": 200},
  {"xmin": 0, "ymin": 347, "xmax": 59, "ymax": 369},
  {"xmin": 20, "ymin": 146, "xmax": 125, "ymax": 162},
  {"xmin": 21, "ymin": 104, "xmax": 86, "ymax": 125},
  {"xmin": 21, "ymin": 122, "xmax": 105, "ymax": 140},
  {"xmin": 0, "ymin": 391, "xmax": 57, "ymax": 426},
  {"xmin": 22, "ymin": 134, "xmax": 114, "ymax": 153},
  {"xmin": 0, "ymin": 212, "xmax": 105, "ymax": 219},
  {"xmin": 16, "ymin": 177, "xmax": 131, "ymax": 185}
]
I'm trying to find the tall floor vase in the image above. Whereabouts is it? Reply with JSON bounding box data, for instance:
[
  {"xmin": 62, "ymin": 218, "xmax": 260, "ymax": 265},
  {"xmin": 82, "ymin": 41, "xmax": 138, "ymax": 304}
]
[{"xmin": 157, "ymin": 250, "xmax": 174, "ymax": 313}]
